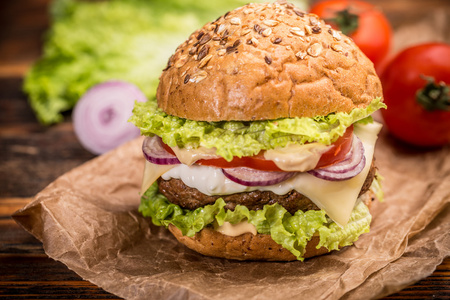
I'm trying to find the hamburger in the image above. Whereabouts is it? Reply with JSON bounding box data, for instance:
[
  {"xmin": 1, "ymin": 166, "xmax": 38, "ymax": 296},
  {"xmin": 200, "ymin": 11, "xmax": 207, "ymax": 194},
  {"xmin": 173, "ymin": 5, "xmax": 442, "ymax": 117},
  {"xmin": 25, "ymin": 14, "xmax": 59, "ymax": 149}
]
[{"xmin": 130, "ymin": 1, "xmax": 386, "ymax": 261}]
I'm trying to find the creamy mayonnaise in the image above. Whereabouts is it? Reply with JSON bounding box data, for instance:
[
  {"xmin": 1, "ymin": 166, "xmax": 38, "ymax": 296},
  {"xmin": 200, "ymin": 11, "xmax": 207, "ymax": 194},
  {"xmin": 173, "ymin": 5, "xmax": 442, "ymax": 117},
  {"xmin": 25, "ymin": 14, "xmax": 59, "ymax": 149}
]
[
  {"xmin": 171, "ymin": 146, "xmax": 218, "ymax": 166},
  {"xmin": 264, "ymin": 142, "xmax": 331, "ymax": 172},
  {"xmin": 214, "ymin": 221, "xmax": 257, "ymax": 236}
]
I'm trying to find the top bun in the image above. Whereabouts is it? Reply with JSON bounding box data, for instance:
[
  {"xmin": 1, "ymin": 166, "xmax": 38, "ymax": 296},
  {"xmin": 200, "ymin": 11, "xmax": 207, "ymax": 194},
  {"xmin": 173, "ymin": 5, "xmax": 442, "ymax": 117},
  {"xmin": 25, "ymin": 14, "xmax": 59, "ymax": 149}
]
[{"xmin": 157, "ymin": 1, "xmax": 382, "ymax": 121}]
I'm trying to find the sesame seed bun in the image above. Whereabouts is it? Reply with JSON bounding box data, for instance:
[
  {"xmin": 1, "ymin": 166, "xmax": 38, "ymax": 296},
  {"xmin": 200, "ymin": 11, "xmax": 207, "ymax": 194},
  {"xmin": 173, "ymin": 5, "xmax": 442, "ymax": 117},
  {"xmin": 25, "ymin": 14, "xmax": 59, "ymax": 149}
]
[{"xmin": 156, "ymin": 1, "xmax": 382, "ymax": 121}]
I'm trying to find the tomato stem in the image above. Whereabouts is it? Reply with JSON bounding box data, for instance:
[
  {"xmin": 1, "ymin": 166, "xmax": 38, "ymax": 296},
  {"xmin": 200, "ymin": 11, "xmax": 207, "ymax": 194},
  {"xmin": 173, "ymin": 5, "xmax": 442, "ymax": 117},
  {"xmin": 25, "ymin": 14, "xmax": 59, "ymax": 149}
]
[
  {"xmin": 327, "ymin": 9, "xmax": 359, "ymax": 36},
  {"xmin": 416, "ymin": 76, "xmax": 450, "ymax": 111}
]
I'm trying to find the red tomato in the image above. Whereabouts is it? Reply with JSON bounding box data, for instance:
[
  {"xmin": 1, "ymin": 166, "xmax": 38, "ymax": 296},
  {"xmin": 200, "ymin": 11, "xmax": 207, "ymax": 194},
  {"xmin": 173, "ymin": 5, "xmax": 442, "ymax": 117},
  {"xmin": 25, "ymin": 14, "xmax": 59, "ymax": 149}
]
[
  {"xmin": 309, "ymin": 0, "xmax": 392, "ymax": 68},
  {"xmin": 380, "ymin": 43, "xmax": 450, "ymax": 147},
  {"xmin": 163, "ymin": 126, "xmax": 354, "ymax": 171}
]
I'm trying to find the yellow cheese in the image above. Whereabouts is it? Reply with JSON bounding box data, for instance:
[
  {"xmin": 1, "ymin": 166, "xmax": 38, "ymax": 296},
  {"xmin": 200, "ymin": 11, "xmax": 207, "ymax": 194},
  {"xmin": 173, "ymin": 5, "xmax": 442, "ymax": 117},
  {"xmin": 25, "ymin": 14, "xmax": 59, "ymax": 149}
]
[{"xmin": 140, "ymin": 161, "xmax": 176, "ymax": 195}]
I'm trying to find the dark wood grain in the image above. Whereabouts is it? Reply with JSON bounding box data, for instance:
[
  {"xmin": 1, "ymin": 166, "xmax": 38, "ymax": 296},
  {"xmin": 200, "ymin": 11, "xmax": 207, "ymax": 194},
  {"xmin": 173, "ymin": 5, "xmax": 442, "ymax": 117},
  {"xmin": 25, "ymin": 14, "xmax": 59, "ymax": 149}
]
[{"xmin": 0, "ymin": 0, "xmax": 448, "ymax": 299}]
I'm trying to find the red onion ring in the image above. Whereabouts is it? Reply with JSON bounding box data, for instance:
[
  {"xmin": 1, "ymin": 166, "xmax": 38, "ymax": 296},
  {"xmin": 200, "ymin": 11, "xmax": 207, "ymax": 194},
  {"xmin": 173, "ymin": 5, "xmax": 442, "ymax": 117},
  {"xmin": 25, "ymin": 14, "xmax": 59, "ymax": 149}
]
[
  {"xmin": 73, "ymin": 80, "xmax": 147, "ymax": 154},
  {"xmin": 222, "ymin": 167, "xmax": 295, "ymax": 187},
  {"xmin": 142, "ymin": 135, "xmax": 180, "ymax": 165},
  {"xmin": 307, "ymin": 136, "xmax": 366, "ymax": 181}
]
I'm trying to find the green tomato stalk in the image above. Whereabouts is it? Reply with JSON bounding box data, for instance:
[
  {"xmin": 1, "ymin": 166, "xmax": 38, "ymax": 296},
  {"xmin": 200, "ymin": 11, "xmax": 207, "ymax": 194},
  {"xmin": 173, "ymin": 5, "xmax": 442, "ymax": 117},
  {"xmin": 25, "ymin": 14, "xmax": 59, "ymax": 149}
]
[{"xmin": 416, "ymin": 75, "xmax": 450, "ymax": 111}]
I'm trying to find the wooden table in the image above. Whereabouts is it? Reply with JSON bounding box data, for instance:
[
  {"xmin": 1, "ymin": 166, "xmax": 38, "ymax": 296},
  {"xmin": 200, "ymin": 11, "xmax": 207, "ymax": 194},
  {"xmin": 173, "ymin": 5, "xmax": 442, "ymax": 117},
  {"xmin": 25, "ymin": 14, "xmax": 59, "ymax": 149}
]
[{"xmin": 0, "ymin": 0, "xmax": 448, "ymax": 298}]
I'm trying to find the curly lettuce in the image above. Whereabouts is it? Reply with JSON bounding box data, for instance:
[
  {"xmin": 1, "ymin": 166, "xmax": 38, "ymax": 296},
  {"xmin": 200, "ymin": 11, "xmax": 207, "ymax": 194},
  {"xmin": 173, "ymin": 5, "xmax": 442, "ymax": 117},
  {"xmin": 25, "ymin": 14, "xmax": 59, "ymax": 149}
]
[
  {"xmin": 139, "ymin": 182, "xmax": 372, "ymax": 261},
  {"xmin": 130, "ymin": 98, "xmax": 386, "ymax": 161}
]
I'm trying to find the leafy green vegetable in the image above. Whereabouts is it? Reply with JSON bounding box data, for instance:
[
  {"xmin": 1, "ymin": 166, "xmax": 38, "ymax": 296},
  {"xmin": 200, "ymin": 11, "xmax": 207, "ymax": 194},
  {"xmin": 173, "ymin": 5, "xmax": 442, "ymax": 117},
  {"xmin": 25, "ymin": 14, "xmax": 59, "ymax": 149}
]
[
  {"xmin": 139, "ymin": 182, "xmax": 372, "ymax": 261},
  {"xmin": 130, "ymin": 98, "xmax": 386, "ymax": 161},
  {"xmin": 23, "ymin": 0, "xmax": 307, "ymax": 125}
]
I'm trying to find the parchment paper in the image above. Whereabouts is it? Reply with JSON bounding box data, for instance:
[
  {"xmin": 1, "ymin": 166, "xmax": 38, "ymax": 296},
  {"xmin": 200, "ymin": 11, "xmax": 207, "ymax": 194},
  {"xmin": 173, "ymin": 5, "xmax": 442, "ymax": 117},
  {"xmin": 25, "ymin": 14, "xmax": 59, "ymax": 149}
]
[{"xmin": 12, "ymin": 10, "xmax": 450, "ymax": 300}]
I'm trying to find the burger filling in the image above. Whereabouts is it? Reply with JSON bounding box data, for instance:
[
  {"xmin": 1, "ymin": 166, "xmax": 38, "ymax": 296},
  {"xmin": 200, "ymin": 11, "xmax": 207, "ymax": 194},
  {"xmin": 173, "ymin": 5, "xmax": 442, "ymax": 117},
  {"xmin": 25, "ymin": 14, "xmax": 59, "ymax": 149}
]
[{"xmin": 131, "ymin": 98, "xmax": 386, "ymax": 260}]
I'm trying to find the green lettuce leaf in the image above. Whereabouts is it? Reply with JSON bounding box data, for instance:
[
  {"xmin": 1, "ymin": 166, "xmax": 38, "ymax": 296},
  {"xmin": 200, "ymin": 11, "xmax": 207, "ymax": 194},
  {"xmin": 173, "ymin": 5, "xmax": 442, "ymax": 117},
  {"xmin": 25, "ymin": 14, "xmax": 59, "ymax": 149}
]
[
  {"xmin": 139, "ymin": 182, "xmax": 372, "ymax": 261},
  {"xmin": 130, "ymin": 98, "xmax": 386, "ymax": 161}
]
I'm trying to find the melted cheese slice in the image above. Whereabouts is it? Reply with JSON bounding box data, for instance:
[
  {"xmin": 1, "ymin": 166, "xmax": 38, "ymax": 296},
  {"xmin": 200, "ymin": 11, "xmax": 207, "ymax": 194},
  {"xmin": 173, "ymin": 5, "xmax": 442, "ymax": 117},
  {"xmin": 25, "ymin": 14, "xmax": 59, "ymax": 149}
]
[
  {"xmin": 142, "ymin": 122, "xmax": 382, "ymax": 227},
  {"xmin": 140, "ymin": 161, "xmax": 176, "ymax": 194}
]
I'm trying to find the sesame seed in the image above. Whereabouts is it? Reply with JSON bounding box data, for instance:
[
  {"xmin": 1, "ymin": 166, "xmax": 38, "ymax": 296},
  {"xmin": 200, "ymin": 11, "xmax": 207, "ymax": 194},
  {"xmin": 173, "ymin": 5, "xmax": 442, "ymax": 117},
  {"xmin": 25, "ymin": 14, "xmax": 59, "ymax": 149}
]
[
  {"xmin": 243, "ymin": 8, "xmax": 254, "ymax": 14},
  {"xmin": 331, "ymin": 43, "xmax": 343, "ymax": 52},
  {"xmin": 189, "ymin": 47, "xmax": 197, "ymax": 55},
  {"xmin": 331, "ymin": 30, "xmax": 342, "ymax": 41},
  {"xmin": 217, "ymin": 49, "xmax": 226, "ymax": 56},
  {"xmin": 198, "ymin": 54, "xmax": 213, "ymax": 68},
  {"xmin": 290, "ymin": 27, "xmax": 305, "ymax": 37},
  {"xmin": 241, "ymin": 28, "xmax": 252, "ymax": 36},
  {"xmin": 263, "ymin": 19, "xmax": 279, "ymax": 27},
  {"xmin": 184, "ymin": 74, "xmax": 190, "ymax": 84},
  {"xmin": 294, "ymin": 10, "xmax": 305, "ymax": 17},
  {"xmin": 250, "ymin": 37, "xmax": 259, "ymax": 47},
  {"xmin": 197, "ymin": 45, "xmax": 210, "ymax": 61},
  {"xmin": 295, "ymin": 51, "xmax": 307, "ymax": 59},
  {"xmin": 312, "ymin": 26, "xmax": 322, "ymax": 34},
  {"xmin": 217, "ymin": 24, "xmax": 226, "ymax": 34},
  {"xmin": 264, "ymin": 56, "xmax": 272, "ymax": 65},
  {"xmin": 273, "ymin": 37, "xmax": 282, "ymax": 44},
  {"xmin": 307, "ymin": 43, "xmax": 323, "ymax": 57},
  {"xmin": 175, "ymin": 55, "xmax": 188, "ymax": 68},
  {"xmin": 199, "ymin": 33, "xmax": 212, "ymax": 45},
  {"xmin": 304, "ymin": 25, "xmax": 312, "ymax": 35},
  {"xmin": 190, "ymin": 70, "xmax": 207, "ymax": 83},
  {"xmin": 230, "ymin": 17, "xmax": 241, "ymax": 25},
  {"xmin": 196, "ymin": 31, "xmax": 205, "ymax": 40},
  {"xmin": 309, "ymin": 16, "xmax": 319, "ymax": 26},
  {"xmin": 262, "ymin": 27, "xmax": 272, "ymax": 37},
  {"xmin": 221, "ymin": 29, "xmax": 230, "ymax": 39}
]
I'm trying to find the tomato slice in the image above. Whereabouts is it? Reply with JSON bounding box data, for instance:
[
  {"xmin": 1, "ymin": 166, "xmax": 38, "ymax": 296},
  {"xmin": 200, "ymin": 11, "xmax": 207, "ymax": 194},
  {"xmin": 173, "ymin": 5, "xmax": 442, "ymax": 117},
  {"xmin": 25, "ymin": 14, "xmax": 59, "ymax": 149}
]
[{"xmin": 162, "ymin": 125, "xmax": 354, "ymax": 171}]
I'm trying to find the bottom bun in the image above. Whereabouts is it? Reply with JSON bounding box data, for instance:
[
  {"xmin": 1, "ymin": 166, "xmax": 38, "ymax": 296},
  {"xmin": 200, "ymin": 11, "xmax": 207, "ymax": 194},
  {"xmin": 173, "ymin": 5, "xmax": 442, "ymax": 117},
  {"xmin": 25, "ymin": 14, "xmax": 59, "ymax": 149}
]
[
  {"xmin": 168, "ymin": 224, "xmax": 331, "ymax": 261},
  {"xmin": 168, "ymin": 193, "xmax": 375, "ymax": 261}
]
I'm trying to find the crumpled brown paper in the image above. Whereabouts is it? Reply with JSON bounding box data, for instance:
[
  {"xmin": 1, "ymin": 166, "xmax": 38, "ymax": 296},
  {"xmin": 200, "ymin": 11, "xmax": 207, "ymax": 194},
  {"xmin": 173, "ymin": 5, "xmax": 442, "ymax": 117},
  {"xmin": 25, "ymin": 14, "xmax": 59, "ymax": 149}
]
[{"xmin": 13, "ymin": 125, "xmax": 450, "ymax": 300}]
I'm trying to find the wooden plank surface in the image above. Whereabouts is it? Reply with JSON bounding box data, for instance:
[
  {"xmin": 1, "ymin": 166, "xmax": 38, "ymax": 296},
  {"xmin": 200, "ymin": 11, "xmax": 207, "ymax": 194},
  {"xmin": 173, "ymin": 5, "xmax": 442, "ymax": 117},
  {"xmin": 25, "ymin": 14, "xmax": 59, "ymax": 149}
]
[{"xmin": 0, "ymin": 0, "xmax": 449, "ymax": 299}]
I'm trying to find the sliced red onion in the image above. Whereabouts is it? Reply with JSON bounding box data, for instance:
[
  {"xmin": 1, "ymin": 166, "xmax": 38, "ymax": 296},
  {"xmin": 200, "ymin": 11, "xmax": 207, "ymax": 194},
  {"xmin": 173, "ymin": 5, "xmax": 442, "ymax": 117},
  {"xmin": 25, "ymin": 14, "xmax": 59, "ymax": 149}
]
[
  {"xmin": 73, "ymin": 80, "xmax": 147, "ymax": 155},
  {"xmin": 222, "ymin": 167, "xmax": 295, "ymax": 187},
  {"xmin": 307, "ymin": 136, "xmax": 366, "ymax": 181},
  {"xmin": 142, "ymin": 135, "xmax": 180, "ymax": 165}
]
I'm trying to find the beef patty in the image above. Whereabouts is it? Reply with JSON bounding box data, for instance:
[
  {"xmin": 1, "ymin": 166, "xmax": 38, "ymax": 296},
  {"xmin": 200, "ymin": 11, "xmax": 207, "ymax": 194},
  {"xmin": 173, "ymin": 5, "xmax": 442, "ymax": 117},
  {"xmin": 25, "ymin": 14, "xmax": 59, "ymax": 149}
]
[{"xmin": 158, "ymin": 161, "xmax": 377, "ymax": 214}]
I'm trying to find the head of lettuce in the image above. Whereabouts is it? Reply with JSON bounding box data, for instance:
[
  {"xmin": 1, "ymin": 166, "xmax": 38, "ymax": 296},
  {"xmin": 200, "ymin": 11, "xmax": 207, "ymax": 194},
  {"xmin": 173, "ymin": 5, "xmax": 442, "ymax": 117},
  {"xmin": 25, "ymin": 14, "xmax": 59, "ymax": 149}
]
[{"xmin": 129, "ymin": 2, "xmax": 386, "ymax": 261}]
